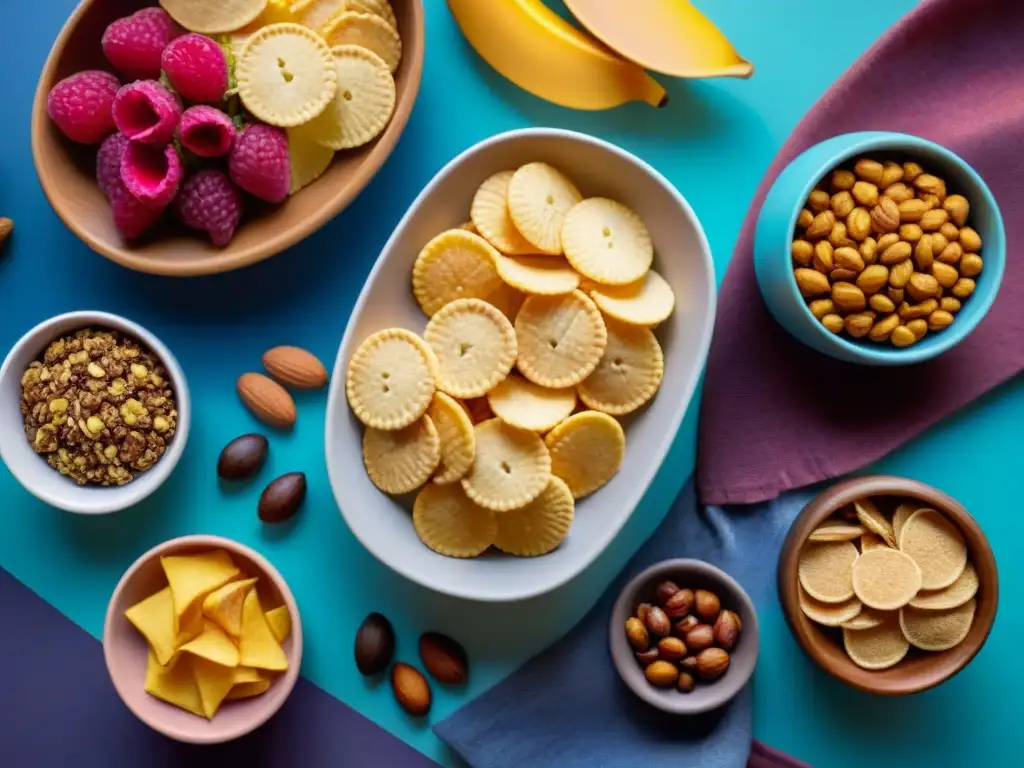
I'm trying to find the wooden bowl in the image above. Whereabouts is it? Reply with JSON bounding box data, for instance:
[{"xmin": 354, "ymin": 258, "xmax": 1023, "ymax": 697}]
[
  {"xmin": 31, "ymin": 0, "xmax": 424, "ymax": 276},
  {"xmin": 777, "ymin": 475, "xmax": 998, "ymax": 695}
]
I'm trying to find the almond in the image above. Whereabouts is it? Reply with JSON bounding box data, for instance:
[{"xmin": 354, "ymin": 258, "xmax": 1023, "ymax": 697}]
[
  {"xmin": 943, "ymin": 195, "xmax": 969, "ymax": 227},
  {"xmin": 812, "ymin": 241, "xmax": 834, "ymax": 273},
  {"xmin": 856, "ymin": 264, "xmax": 889, "ymax": 295},
  {"xmin": 834, "ymin": 246, "xmax": 864, "ymax": 272},
  {"xmin": 391, "ymin": 662, "xmax": 432, "ymax": 717},
  {"xmin": 869, "ymin": 294, "xmax": 895, "ymax": 313},
  {"xmin": 919, "ymin": 208, "xmax": 949, "ymax": 232},
  {"xmin": 897, "ymin": 198, "xmax": 930, "ymax": 223},
  {"xmin": 907, "ymin": 273, "xmax": 939, "ymax": 302},
  {"xmin": 959, "ymin": 226, "xmax": 982, "ymax": 252},
  {"xmin": 419, "ymin": 632, "xmax": 469, "ymax": 685},
  {"xmin": 854, "ymin": 158, "xmax": 884, "ymax": 184},
  {"xmin": 832, "ymin": 282, "xmax": 866, "ymax": 312},
  {"xmin": 794, "ymin": 268, "xmax": 830, "ymax": 297},
  {"xmin": 846, "ymin": 207, "xmax": 872, "ymax": 241},
  {"xmin": 960, "ymin": 253, "xmax": 983, "ymax": 277},
  {"xmin": 931, "ymin": 262, "xmax": 959, "ymax": 288},
  {"xmin": 928, "ymin": 310, "xmax": 955, "ymax": 330},
  {"xmin": 913, "ymin": 173, "xmax": 947, "ymax": 201},
  {"xmin": 902, "ymin": 161, "xmax": 923, "ymax": 182},
  {"xmin": 869, "ymin": 314, "xmax": 901, "ymax": 342},
  {"xmin": 879, "ymin": 240, "xmax": 912, "ymax": 266},
  {"xmin": 845, "ymin": 311, "xmax": 876, "ymax": 338},
  {"xmin": 237, "ymin": 372, "xmax": 297, "ymax": 429},
  {"xmin": 851, "ymin": 181, "xmax": 878, "ymax": 207},
  {"xmin": 913, "ymin": 235, "xmax": 934, "ymax": 271},
  {"xmin": 889, "ymin": 259, "xmax": 914, "ymax": 289},
  {"xmin": 831, "ymin": 191, "xmax": 855, "ymax": 218},
  {"xmin": 263, "ymin": 345, "xmax": 329, "ymax": 390}
]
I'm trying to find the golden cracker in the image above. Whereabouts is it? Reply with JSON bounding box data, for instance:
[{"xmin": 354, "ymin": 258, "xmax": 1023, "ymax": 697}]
[
  {"xmin": 899, "ymin": 508, "xmax": 967, "ymax": 590},
  {"xmin": 428, "ymin": 392, "xmax": 476, "ymax": 485},
  {"xmin": 851, "ymin": 548, "xmax": 922, "ymax": 611},
  {"xmin": 577, "ymin": 319, "xmax": 663, "ymax": 416},
  {"xmin": 507, "ymin": 162, "xmax": 583, "ymax": 255},
  {"xmin": 487, "ymin": 375, "xmax": 577, "ymax": 433},
  {"xmin": 494, "ymin": 254, "xmax": 580, "ymax": 296},
  {"xmin": 899, "ymin": 599, "xmax": 976, "ymax": 651},
  {"xmin": 892, "ymin": 501, "xmax": 922, "ymax": 546},
  {"xmin": 346, "ymin": 328, "xmax": 437, "ymax": 430},
  {"xmin": 494, "ymin": 476, "xmax": 575, "ymax": 557},
  {"xmin": 908, "ymin": 562, "xmax": 978, "ymax": 611},
  {"xmin": 807, "ymin": 521, "xmax": 866, "ymax": 543},
  {"xmin": 323, "ymin": 12, "xmax": 401, "ymax": 71},
  {"xmin": 424, "ymin": 298, "xmax": 517, "ymax": 399},
  {"xmin": 412, "ymin": 230, "xmax": 503, "ymax": 317},
  {"xmin": 413, "ymin": 483, "xmax": 497, "ymax": 558},
  {"xmin": 840, "ymin": 606, "xmax": 890, "ymax": 631},
  {"xmin": 843, "ymin": 616, "xmax": 909, "ymax": 670},
  {"xmin": 362, "ymin": 415, "xmax": 440, "ymax": 494},
  {"xmin": 798, "ymin": 586, "xmax": 863, "ymax": 627},
  {"xmin": 515, "ymin": 289, "xmax": 607, "ymax": 389},
  {"xmin": 587, "ymin": 270, "xmax": 675, "ymax": 327},
  {"xmin": 305, "ymin": 44, "xmax": 395, "ymax": 150},
  {"xmin": 797, "ymin": 541, "xmax": 858, "ymax": 604},
  {"xmin": 161, "ymin": 0, "xmax": 267, "ymax": 34},
  {"xmin": 348, "ymin": 0, "xmax": 397, "ymax": 29},
  {"xmin": 544, "ymin": 410, "xmax": 625, "ymax": 499},
  {"xmin": 561, "ymin": 197, "xmax": 653, "ymax": 286},
  {"xmin": 471, "ymin": 171, "xmax": 541, "ymax": 256},
  {"xmin": 460, "ymin": 418, "xmax": 551, "ymax": 512},
  {"xmin": 854, "ymin": 498, "xmax": 897, "ymax": 547}
]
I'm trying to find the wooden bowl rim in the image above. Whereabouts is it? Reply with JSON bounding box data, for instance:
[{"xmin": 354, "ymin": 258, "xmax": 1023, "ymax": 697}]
[
  {"xmin": 30, "ymin": 0, "xmax": 425, "ymax": 277},
  {"xmin": 777, "ymin": 474, "xmax": 998, "ymax": 695}
]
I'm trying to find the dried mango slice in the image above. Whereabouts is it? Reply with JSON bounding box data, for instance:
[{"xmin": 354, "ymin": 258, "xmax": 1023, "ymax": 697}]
[
  {"xmin": 494, "ymin": 477, "xmax": 575, "ymax": 557},
  {"xmin": 323, "ymin": 12, "xmax": 401, "ymax": 71},
  {"xmin": 487, "ymin": 375, "xmax": 576, "ymax": 433},
  {"xmin": 362, "ymin": 415, "xmax": 441, "ymax": 494},
  {"xmin": 202, "ymin": 577, "xmax": 258, "ymax": 638},
  {"xmin": 227, "ymin": 679, "xmax": 272, "ymax": 699},
  {"xmin": 507, "ymin": 162, "xmax": 583, "ymax": 254},
  {"xmin": 561, "ymin": 197, "xmax": 653, "ymax": 286},
  {"xmin": 237, "ymin": 23, "xmax": 337, "ymax": 127},
  {"xmin": 515, "ymin": 290, "xmax": 607, "ymax": 389},
  {"xmin": 264, "ymin": 605, "xmax": 293, "ymax": 643},
  {"xmin": 544, "ymin": 410, "xmax": 624, "ymax": 498},
  {"xmin": 587, "ymin": 270, "xmax": 675, "ymax": 327},
  {"xmin": 161, "ymin": 550, "xmax": 240, "ymax": 633},
  {"xmin": 346, "ymin": 328, "xmax": 437, "ymax": 430},
  {"xmin": 144, "ymin": 650, "xmax": 205, "ymax": 716},
  {"xmin": 178, "ymin": 619, "xmax": 241, "ymax": 667},
  {"xmin": 471, "ymin": 171, "xmax": 541, "ymax": 256},
  {"xmin": 461, "ymin": 418, "xmax": 551, "ymax": 512},
  {"xmin": 413, "ymin": 483, "xmax": 497, "ymax": 558},
  {"xmin": 413, "ymin": 230, "xmax": 503, "ymax": 317},
  {"xmin": 160, "ymin": 0, "xmax": 268, "ymax": 34},
  {"xmin": 843, "ymin": 616, "xmax": 909, "ymax": 670},
  {"xmin": 577, "ymin": 319, "xmax": 663, "ymax": 416},
  {"xmin": 125, "ymin": 587, "xmax": 178, "ymax": 666},
  {"xmin": 424, "ymin": 298, "xmax": 517, "ymax": 399},
  {"xmin": 429, "ymin": 392, "xmax": 476, "ymax": 485},
  {"xmin": 239, "ymin": 590, "xmax": 288, "ymax": 671},
  {"xmin": 287, "ymin": 123, "xmax": 335, "ymax": 194},
  {"xmin": 494, "ymin": 253, "xmax": 581, "ymax": 296},
  {"xmin": 304, "ymin": 45, "xmax": 395, "ymax": 149},
  {"xmin": 191, "ymin": 656, "xmax": 238, "ymax": 719}
]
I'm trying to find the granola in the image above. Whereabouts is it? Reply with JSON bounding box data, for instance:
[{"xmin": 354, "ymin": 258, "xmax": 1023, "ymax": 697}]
[{"xmin": 20, "ymin": 328, "xmax": 178, "ymax": 486}]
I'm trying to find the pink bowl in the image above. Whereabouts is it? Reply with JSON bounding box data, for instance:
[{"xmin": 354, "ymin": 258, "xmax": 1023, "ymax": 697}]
[{"xmin": 103, "ymin": 535, "xmax": 302, "ymax": 744}]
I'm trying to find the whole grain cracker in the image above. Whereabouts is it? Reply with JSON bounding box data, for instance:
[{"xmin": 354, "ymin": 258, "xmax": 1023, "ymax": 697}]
[
  {"xmin": 323, "ymin": 12, "xmax": 401, "ymax": 71},
  {"xmin": 494, "ymin": 476, "xmax": 575, "ymax": 557},
  {"xmin": 899, "ymin": 599, "xmax": 976, "ymax": 651},
  {"xmin": 899, "ymin": 508, "xmax": 967, "ymax": 590},
  {"xmin": 561, "ymin": 197, "xmax": 653, "ymax": 286},
  {"xmin": 460, "ymin": 419, "xmax": 551, "ymax": 512},
  {"xmin": 515, "ymin": 290, "xmax": 607, "ymax": 389},
  {"xmin": 362, "ymin": 415, "xmax": 440, "ymax": 494},
  {"xmin": 471, "ymin": 171, "xmax": 541, "ymax": 256},
  {"xmin": 854, "ymin": 498, "xmax": 897, "ymax": 547},
  {"xmin": 544, "ymin": 410, "xmax": 625, "ymax": 499},
  {"xmin": 305, "ymin": 45, "xmax": 395, "ymax": 149},
  {"xmin": 797, "ymin": 541, "xmax": 858, "ymax": 604},
  {"xmin": 413, "ymin": 483, "xmax": 497, "ymax": 558},
  {"xmin": 807, "ymin": 521, "xmax": 866, "ymax": 543},
  {"xmin": 840, "ymin": 606, "xmax": 890, "ymax": 631},
  {"xmin": 412, "ymin": 230, "xmax": 503, "ymax": 317},
  {"xmin": 507, "ymin": 162, "xmax": 583, "ymax": 255},
  {"xmin": 798, "ymin": 586, "xmax": 863, "ymax": 627},
  {"xmin": 843, "ymin": 617, "xmax": 910, "ymax": 670},
  {"xmin": 428, "ymin": 392, "xmax": 476, "ymax": 485},
  {"xmin": 852, "ymin": 547, "xmax": 922, "ymax": 610},
  {"xmin": 424, "ymin": 298, "xmax": 517, "ymax": 398},
  {"xmin": 908, "ymin": 562, "xmax": 978, "ymax": 611},
  {"xmin": 487, "ymin": 375, "xmax": 577, "ymax": 433},
  {"xmin": 160, "ymin": 0, "xmax": 268, "ymax": 34},
  {"xmin": 346, "ymin": 328, "xmax": 437, "ymax": 430},
  {"xmin": 587, "ymin": 270, "xmax": 676, "ymax": 327},
  {"xmin": 576, "ymin": 319, "xmax": 663, "ymax": 416},
  {"xmin": 893, "ymin": 501, "xmax": 922, "ymax": 546},
  {"xmin": 494, "ymin": 254, "xmax": 581, "ymax": 296}
]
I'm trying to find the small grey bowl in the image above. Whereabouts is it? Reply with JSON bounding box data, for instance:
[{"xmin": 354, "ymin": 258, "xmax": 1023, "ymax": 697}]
[{"xmin": 609, "ymin": 559, "xmax": 759, "ymax": 715}]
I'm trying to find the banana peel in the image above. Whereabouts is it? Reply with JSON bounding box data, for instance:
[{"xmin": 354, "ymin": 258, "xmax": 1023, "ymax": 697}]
[{"xmin": 564, "ymin": 0, "xmax": 753, "ymax": 79}]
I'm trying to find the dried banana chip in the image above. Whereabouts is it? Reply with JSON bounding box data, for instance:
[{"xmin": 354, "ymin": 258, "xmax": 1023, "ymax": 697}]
[
  {"xmin": 494, "ymin": 253, "xmax": 581, "ymax": 296},
  {"xmin": 851, "ymin": 548, "xmax": 922, "ymax": 611},
  {"xmin": 798, "ymin": 586, "xmax": 863, "ymax": 627},
  {"xmin": 797, "ymin": 541, "xmax": 858, "ymax": 604},
  {"xmin": 908, "ymin": 562, "xmax": 978, "ymax": 611},
  {"xmin": 843, "ymin": 616, "xmax": 909, "ymax": 670},
  {"xmin": 471, "ymin": 171, "xmax": 541, "ymax": 256},
  {"xmin": 587, "ymin": 270, "xmax": 675, "ymax": 328},
  {"xmin": 428, "ymin": 392, "xmax": 476, "ymax": 486},
  {"xmin": 286, "ymin": 123, "xmax": 335, "ymax": 194},
  {"xmin": 487, "ymin": 375, "xmax": 577, "ymax": 433},
  {"xmin": 323, "ymin": 12, "xmax": 401, "ymax": 71},
  {"xmin": 899, "ymin": 508, "xmax": 967, "ymax": 590},
  {"xmin": 160, "ymin": 0, "xmax": 268, "ymax": 34},
  {"xmin": 899, "ymin": 599, "xmax": 976, "ymax": 651}
]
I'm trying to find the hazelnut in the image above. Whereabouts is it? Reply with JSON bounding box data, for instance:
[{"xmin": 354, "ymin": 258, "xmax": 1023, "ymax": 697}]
[
  {"xmin": 663, "ymin": 588, "xmax": 695, "ymax": 619},
  {"xmin": 644, "ymin": 606, "xmax": 671, "ymax": 637},
  {"xmin": 657, "ymin": 636, "xmax": 687, "ymax": 661},
  {"xmin": 635, "ymin": 648, "xmax": 660, "ymax": 666},
  {"xmin": 680, "ymin": 656, "xmax": 699, "ymax": 673},
  {"xmin": 673, "ymin": 615, "xmax": 700, "ymax": 638},
  {"xmin": 645, "ymin": 660, "xmax": 679, "ymax": 688},
  {"xmin": 625, "ymin": 617, "xmax": 649, "ymax": 652},
  {"xmin": 654, "ymin": 580, "xmax": 680, "ymax": 606},
  {"xmin": 713, "ymin": 610, "xmax": 741, "ymax": 651},
  {"xmin": 635, "ymin": 602, "xmax": 654, "ymax": 625},
  {"xmin": 685, "ymin": 624, "xmax": 715, "ymax": 653},
  {"xmin": 677, "ymin": 672, "xmax": 696, "ymax": 693},
  {"xmin": 696, "ymin": 648, "xmax": 731, "ymax": 681},
  {"xmin": 726, "ymin": 610, "xmax": 743, "ymax": 632},
  {"xmin": 694, "ymin": 590, "xmax": 721, "ymax": 622}
]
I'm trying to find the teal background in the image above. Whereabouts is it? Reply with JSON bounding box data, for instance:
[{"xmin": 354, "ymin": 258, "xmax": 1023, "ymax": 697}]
[{"xmin": 1, "ymin": 1, "xmax": 1019, "ymax": 766}]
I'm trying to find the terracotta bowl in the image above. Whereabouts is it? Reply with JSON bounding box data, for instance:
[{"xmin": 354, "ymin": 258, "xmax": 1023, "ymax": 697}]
[
  {"xmin": 777, "ymin": 475, "xmax": 998, "ymax": 695},
  {"xmin": 31, "ymin": 0, "xmax": 424, "ymax": 276},
  {"xmin": 103, "ymin": 535, "xmax": 302, "ymax": 743}
]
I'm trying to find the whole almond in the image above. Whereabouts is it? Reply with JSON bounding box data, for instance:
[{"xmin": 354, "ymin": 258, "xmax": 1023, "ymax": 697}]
[
  {"xmin": 238, "ymin": 373, "xmax": 297, "ymax": 429},
  {"xmin": 844, "ymin": 313, "xmax": 874, "ymax": 338},
  {"xmin": 812, "ymin": 241, "xmax": 834, "ymax": 273},
  {"xmin": 696, "ymin": 648, "xmax": 731, "ymax": 681},
  {"xmin": 919, "ymin": 208, "xmax": 950, "ymax": 232},
  {"xmin": 833, "ymin": 246, "xmax": 864, "ymax": 272},
  {"xmin": 898, "ymin": 223, "xmax": 923, "ymax": 243},
  {"xmin": 355, "ymin": 612, "xmax": 395, "ymax": 676},
  {"xmin": 938, "ymin": 242, "xmax": 963, "ymax": 265},
  {"xmin": 928, "ymin": 310, "xmax": 955, "ymax": 330},
  {"xmin": 806, "ymin": 211, "xmax": 835, "ymax": 240},
  {"xmin": 880, "ymin": 161, "xmax": 904, "ymax": 188},
  {"xmin": 913, "ymin": 235, "xmax": 934, "ymax": 271},
  {"xmin": 931, "ymin": 262, "xmax": 960, "ymax": 288},
  {"xmin": 870, "ymin": 197, "xmax": 900, "ymax": 233},
  {"xmin": 869, "ymin": 314, "xmax": 901, "ymax": 342},
  {"xmin": 625, "ymin": 617, "xmax": 649, "ymax": 651},
  {"xmin": 832, "ymin": 282, "xmax": 866, "ymax": 312},
  {"xmin": 914, "ymin": 173, "xmax": 946, "ymax": 201},
  {"xmin": 902, "ymin": 161, "xmax": 923, "ymax": 182},
  {"xmin": 794, "ymin": 268, "xmax": 830, "ymax": 297},
  {"xmin": 856, "ymin": 264, "xmax": 889, "ymax": 295},
  {"xmin": 263, "ymin": 346, "xmax": 329, "ymax": 390},
  {"xmin": 636, "ymin": 602, "xmax": 654, "ymax": 624},
  {"xmin": 876, "ymin": 233, "xmax": 901, "ymax": 252},
  {"xmin": 851, "ymin": 181, "xmax": 878, "ymax": 207},
  {"xmin": 846, "ymin": 207, "xmax": 872, "ymax": 241},
  {"xmin": 808, "ymin": 189, "xmax": 831, "ymax": 213},
  {"xmin": 419, "ymin": 632, "xmax": 469, "ymax": 685},
  {"xmin": 831, "ymin": 169, "xmax": 856, "ymax": 191},
  {"xmin": 898, "ymin": 198, "xmax": 930, "ymax": 222},
  {"xmin": 943, "ymin": 194, "xmax": 970, "ymax": 227},
  {"xmin": 869, "ymin": 294, "xmax": 895, "ymax": 313},
  {"xmin": 959, "ymin": 226, "xmax": 982, "ymax": 252},
  {"xmin": 791, "ymin": 239, "xmax": 813, "ymax": 266},
  {"xmin": 831, "ymin": 191, "xmax": 855, "ymax": 218},
  {"xmin": 879, "ymin": 241, "xmax": 912, "ymax": 266},
  {"xmin": 883, "ymin": 182, "xmax": 914, "ymax": 203},
  {"xmin": 798, "ymin": 208, "xmax": 815, "ymax": 229},
  {"xmin": 391, "ymin": 663, "xmax": 432, "ymax": 717},
  {"xmin": 645, "ymin": 606, "xmax": 671, "ymax": 637},
  {"xmin": 889, "ymin": 259, "xmax": 914, "ymax": 289},
  {"xmin": 907, "ymin": 273, "xmax": 939, "ymax": 302},
  {"xmin": 940, "ymin": 297, "xmax": 962, "ymax": 313},
  {"xmin": 694, "ymin": 590, "xmax": 721, "ymax": 622},
  {"xmin": 654, "ymin": 580, "xmax": 680, "ymax": 606},
  {"xmin": 673, "ymin": 615, "xmax": 700, "ymax": 638},
  {"xmin": 960, "ymin": 253, "xmax": 983, "ymax": 278},
  {"xmin": 685, "ymin": 624, "xmax": 715, "ymax": 653},
  {"xmin": 258, "ymin": 471, "xmax": 307, "ymax": 523},
  {"xmin": 657, "ymin": 636, "xmax": 687, "ymax": 661},
  {"xmin": 854, "ymin": 158, "xmax": 884, "ymax": 184},
  {"xmin": 645, "ymin": 660, "xmax": 680, "ymax": 688},
  {"xmin": 907, "ymin": 318, "xmax": 928, "ymax": 340}
]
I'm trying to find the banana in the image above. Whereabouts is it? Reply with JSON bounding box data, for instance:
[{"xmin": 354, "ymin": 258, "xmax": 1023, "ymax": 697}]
[
  {"xmin": 563, "ymin": 0, "xmax": 753, "ymax": 79},
  {"xmin": 446, "ymin": 0, "xmax": 667, "ymax": 111}
]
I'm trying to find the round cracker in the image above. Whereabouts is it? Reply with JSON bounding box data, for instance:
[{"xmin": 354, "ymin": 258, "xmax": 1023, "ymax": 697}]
[
  {"xmin": 161, "ymin": 0, "xmax": 267, "ymax": 34},
  {"xmin": 323, "ymin": 12, "xmax": 402, "ymax": 71},
  {"xmin": 237, "ymin": 23, "xmax": 338, "ymax": 127},
  {"xmin": 487, "ymin": 375, "xmax": 576, "ymax": 433},
  {"xmin": 577, "ymin": 319, "xmax": 663, "ymax": 416},
  {"xmin": 797, "ymin": 541, "xmax": 858, "ymax": 604},
  {"xmin": 899, "ymin": 599, "xmax": 976, "ymax": 651},
  {"xmin": 892, "ymin": 501, "xmax": 922, "ymax": 546},
  {"xmin": 494, "ymin": 476, "xmax": 575, "ymax": 557},
  {"xmin": 413, "ymin": 483, "xmax": 497, "ymax": 558},
  {"xmin": 587, "ymin": 270, "xmax": 675, "ymax": 327},
  {"xmin": 362, "ymin": 416, "xmax": 440, "ymax": 494},
  {"xmin": 507, "ymin": 162, "xmax": 583, "ymax": 255},
  {"xmin": 843, "ymin": 617, "xmax": 910, "ymax": 670},
  {"xmin": 807, "ymin": 521, "xmax": 866, "ymax": 543},
  {"xmin": 460, "ymin": 419, "xmax": 551, "ymax": 512},
  {"xmin": 304, "ymin": 45, "xmax": 395, "ymax": 149},
  {"xmin": 561, "ymin": 197, "xmax": 653, "ymax": 286},
  {"xmin": 424, "ymin": 298, "xmax": 517, "ymax": 399},
  {"xmin": 798, "ymin": 586, "xmax": 862, "ymax": 627},
  {"xmin": 412, "ymin": 230, "xmax": 503, "ymax": 317},
  {"xmin": 851, "ymin": 548, "xmax": 922, "ymax": 610},
  {"xmin": 899, "ymin": 509, "xmax": 967, "ymax": 590},
  {"xmin": 908, "ymin": 562, "xmax": 978, "ymax": 610},
  {"xmin": 348, "ymin": 0, "xmax": 397, "ymax": 29},
  {"xmin": 840, "ymin": 606, "xmax": 890, "ymax": 631},
  {"xmin": 471, "ymin": 171, "xmax": 541, "ymax": 256},
  {"xmin": 428, "ymin": 392, "xmax": 476, "ymax": 485},
  {"xmin": 515, "ymin": 290, "xmax": 607, "ymax": 389},
  {"xmin": 544, "ymin": 411, "xmax": 625, "ymax": 499},
  {"xmin": 494, "ymin": 254, "xmax": 581, "ymax": 296},
  {"xmin": 346, "ymin": 328, "xmax": 437, "ymax": 430},
  {"xmin": 854, "ymin": 498, "xmax": 897, "ymax": 547}
]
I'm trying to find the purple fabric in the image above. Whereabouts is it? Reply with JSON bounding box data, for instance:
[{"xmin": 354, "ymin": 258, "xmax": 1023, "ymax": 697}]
[
  {"xmin": 0, "ymin": 567, "xmax": 439, "ymax": 767},
  {"xmin": 697, "ymin": 0, "xmax": 1024, "ymax": 505}
]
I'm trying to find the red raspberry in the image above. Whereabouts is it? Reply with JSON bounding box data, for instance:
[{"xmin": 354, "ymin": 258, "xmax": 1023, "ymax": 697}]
[
  {"xmin": 47, "ymin": 70, "xmax": 120, "ymax": 145},
  {"xmin": 96, "ymin": 132, "xmax": 130, "ymax": 199},
  {"xmin": 174, "ymin": 170, "xmax": 244, "ymax": 247},
  {"xmin": 177, "ymin": 106, "xmax": 236, "ymax": 158},
  {"xmin": 229, "ymin": 124, "xmax": 290, "ymax": 203},
  {"xmin": 102, "ymin": 7, "xmax": 182, "ymax": 80},
  {"xmin": 121, "ymin": 141, "xmax": 184, "ymax": 209},
  {"xmin": 161, "ymin": 34, "xmax": 229, "ymax": 104},
  {"xmin": 94, "ymin": 131, "xmax": 163, "ymax": 238},
  {"xmin": 112, "ymin": 80, "xmax": 181, "ymax": 145}
]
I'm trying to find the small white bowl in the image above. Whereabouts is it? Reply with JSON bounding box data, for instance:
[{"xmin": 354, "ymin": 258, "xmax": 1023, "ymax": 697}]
[
  {"xmin": 324, "ymin": 128, "xmax": 717, "ymax": 602},
  {"xmin": 0, "ymin": 311, "xmax": 190, "ymax": 514}
]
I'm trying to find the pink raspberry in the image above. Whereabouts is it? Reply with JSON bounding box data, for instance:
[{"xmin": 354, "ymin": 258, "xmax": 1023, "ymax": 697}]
[
  {"xmin": 102, "ymin": 7, "xmax": 182, "ymax": 80},
  {"xmin": 93, "ymin": 132, "xmax": 163, "ymax": 239},
  {"xmin": 96, "ymin": 132, "xmax": 130, "ymax": 199},
  {"xmin": 174, "ymin": 170, "xmax": 244, "ymax": 247},
  {"xmin": 161, "ymin": 34, "xmax": 229, "ymax": 104},
  {"xmin": 177, "ymin": 106, "xmax": 236, "ymax": 157},
  {"xmin": 47, "ymin": 70, "xmax": 120, "ymax": 145},
  {"xmin": 121, "ymin": 141, "xmax": 184, "ymax": 209},
  {"xmin": 228, "ymin": 124, "xmax": 290, "ymax": 204},
  {"xmin": 112, "ymin": 80, "xmax": 181, "ymax": 145}
]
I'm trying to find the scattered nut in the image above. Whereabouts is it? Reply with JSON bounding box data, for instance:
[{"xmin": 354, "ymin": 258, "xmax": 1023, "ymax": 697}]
[
  {"xmin": 792, "ymin": 239, "xmax": 813, "ymax": 266},
  {"xmin": 217, "ymin": 433, "xmax": 269, "ymax": 480},
  {"xmin": 657, "ymin": 636, "xmax": 687, "ymax": 661},
  {"xmin": 635, "ymin": 602, "xmax": 655, "ymax": 625},
  {"xmin": 713, "ymin": 610, "xmax": 741, "ymax": 651},
  {"xmin": 694, "ymin": 590, "xmax": 721, "ymax": 622},
  {"xmin": 673, "ymin": 615, "xmax": 700, "ymax": 637},
  {"xmin": 664, "ymin": 588, "xmax": 695, "ymax": 619},
  {"xmin": 258, "ymin": 471, "xmax": 307, "ymax": 523},
  {"xmin": 645, "ymin": 660, "xmax": 680, "ymax": 688},
  {"xmin": 419, "ymin": 632, "xmax": 469, "ymax": 685},
  {"xmin": 391, "ymin": 662, "xmax": 432, "ymax": 717},
  {"xmin": 355, "ymin": 612, "xmax": 395, "ymax": 676},
  {"xmin": 625, "ymin": 617, "xmax": 649, "ymax": 651},
  {"xmin": 684, "ymin": 624, "xmax": 715, "ymax": 653},
  {"xmin": 696, "ymin": 648, "xmax": 731, "ymax": 681},
  {"xmin": 806, "ymin": 210, "xmax": 836, "ymax": 239},
  {"xmin": 943, "ymin": 194, "xmax": 969, "ymax": 226},
  {"xmin": 645, "ymin": 606, "xmax": 671, "ymax": 637}
]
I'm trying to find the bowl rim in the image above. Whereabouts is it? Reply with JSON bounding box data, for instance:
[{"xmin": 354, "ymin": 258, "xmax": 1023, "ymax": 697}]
[
  {"xmin": 30, "ymin": 0, "xmax": 425, "ymax": 277},
  {"xmin": 0, "ymin": 310, "xmax": 191, "ymax": 515},
  {"xmin": 776, "ymin": 474, "xmax": 999, "ymax": 695},
  {"xmin": 102, "ymin": 534, "xmax": 303, "ymax": 744},
  {"xmin": 323, "ymin": 126, "xmax": 718, "ymax": 602},
  {"xmin": 608, "ymin": 558, "xmax": 760, "ymax": 715},
  {"xmin": 779, "ymin": 131, "xmax": 1006, "ymax": 364}
]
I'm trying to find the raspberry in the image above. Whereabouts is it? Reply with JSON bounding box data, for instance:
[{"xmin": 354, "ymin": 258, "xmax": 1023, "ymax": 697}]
[
  {"xmin": 96, "ymin": 132, "xmax": 130, "ymax": 199},
  {"xmin": 93, "ymin": 133, "xmax": 163, "ymax": 239},
  {"xmin": 228, "ymin": 124, "xmax": 290, "ymax": 203},
  {"xmin": 177, "ymin": 106, "xmax": 236, "ymax": 158},
  {"xmin": 112, "ymin": 80, "xmax": 181, "ymax": 145},
  {"xmin": 161, "ymin": 34, "xmax": 229, "ymax": 104},
  {"xmin": 121, "ymin": 141, "xmax": 184, "ymax": 209},
  {"xmin": 47, "ymin": 70, "xmax": 120, "ymax": 145},
  {"xmin": 174, "ymin": 170, "xmax": 244, "ymax": 247},
  {"xmin": 102, "ymin": 7, "xmax": 182, "ymax": 80}
]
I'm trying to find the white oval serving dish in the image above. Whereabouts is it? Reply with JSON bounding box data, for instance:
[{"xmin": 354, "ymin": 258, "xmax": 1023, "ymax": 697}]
[{"xmin": 324, "ymin": 128, "xmax": 716, "ymax": 601}]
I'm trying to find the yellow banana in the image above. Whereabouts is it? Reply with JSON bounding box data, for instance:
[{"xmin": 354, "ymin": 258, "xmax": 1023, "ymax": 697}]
[
  {"xmin": 563, "ymin": 0, "xmax": 753, "ymax": 79},
  {"xmin": 446, "ymin": 0, "xmax": 668, "ymax": 111}
]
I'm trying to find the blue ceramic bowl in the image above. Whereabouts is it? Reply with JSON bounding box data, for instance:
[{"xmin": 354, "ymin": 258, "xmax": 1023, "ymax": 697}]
[{"xmin": 754, "ymin": 132, "xmax": 1005, "ymax": 365}]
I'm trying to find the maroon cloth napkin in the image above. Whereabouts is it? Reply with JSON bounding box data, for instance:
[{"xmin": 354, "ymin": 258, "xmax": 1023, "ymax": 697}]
[{"xmin": 697, "ymin": 0, "xmax": 1024, "ymax": 505}]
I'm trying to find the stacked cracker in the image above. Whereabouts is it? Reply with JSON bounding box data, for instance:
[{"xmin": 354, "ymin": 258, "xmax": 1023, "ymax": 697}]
[
  {"xmin": 345, "ymin": 163, "xmax": 677, "ymax": 558},
  {"xmin": 798, "ymin": 499, "xmax": 977, "ymax": 670}
]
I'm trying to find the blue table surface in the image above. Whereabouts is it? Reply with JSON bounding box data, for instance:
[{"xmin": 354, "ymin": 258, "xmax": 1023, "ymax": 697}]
[{"xmin": 2, "ymin": 1, "xmax": 1021, "ymax": 766}]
